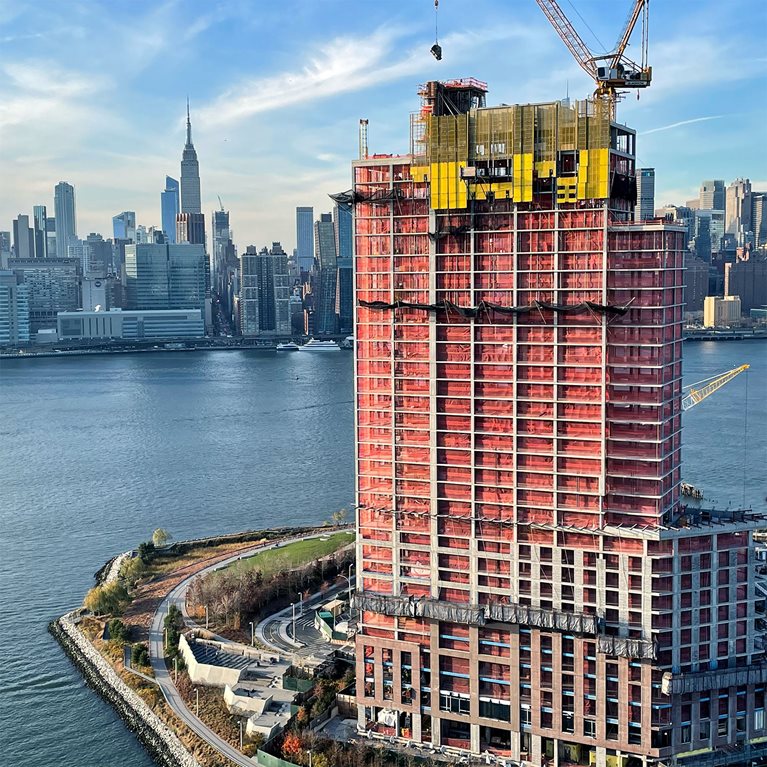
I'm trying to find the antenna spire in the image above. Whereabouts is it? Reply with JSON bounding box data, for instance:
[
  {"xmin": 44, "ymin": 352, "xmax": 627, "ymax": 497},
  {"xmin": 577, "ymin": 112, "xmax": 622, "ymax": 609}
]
[{"xmin": 186, "ymin": 97, "xmax": 192, "ymax": 146}]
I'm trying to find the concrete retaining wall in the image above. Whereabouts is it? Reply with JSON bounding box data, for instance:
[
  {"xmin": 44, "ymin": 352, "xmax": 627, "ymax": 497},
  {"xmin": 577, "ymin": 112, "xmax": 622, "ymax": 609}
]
[{"xmin": 50, "ymin": 612, "xmax": 201, "ymax": 767}]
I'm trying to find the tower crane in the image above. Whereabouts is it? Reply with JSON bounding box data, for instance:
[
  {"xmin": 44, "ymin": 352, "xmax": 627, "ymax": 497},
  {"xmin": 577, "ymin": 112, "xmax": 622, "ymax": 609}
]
[
  {"xmin": 534, "ymin": 0, "xmax": 651, "ymax": 112},
  {"xmin": 681, "ymin": 365, "xmax": 750, "ymax": 412}
]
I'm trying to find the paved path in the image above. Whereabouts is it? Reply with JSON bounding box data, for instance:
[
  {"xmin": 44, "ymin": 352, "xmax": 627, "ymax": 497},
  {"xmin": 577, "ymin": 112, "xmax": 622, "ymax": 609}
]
[{"xmin": 149, "ymin": 530, "xmax": 352, "ymax": 767}]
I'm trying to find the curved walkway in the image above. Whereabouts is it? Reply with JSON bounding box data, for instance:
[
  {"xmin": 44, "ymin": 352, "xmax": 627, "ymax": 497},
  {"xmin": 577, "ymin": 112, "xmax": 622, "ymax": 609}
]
[{"xmin": 149, "ymin": 530, "xmax": 350, "ymax": 767}]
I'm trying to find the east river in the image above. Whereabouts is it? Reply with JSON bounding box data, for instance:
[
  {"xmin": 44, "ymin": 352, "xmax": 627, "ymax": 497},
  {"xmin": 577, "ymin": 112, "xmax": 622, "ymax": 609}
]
[{"xmin": 0, "ymin": 342, "xmax": 765, "ymax": 766}]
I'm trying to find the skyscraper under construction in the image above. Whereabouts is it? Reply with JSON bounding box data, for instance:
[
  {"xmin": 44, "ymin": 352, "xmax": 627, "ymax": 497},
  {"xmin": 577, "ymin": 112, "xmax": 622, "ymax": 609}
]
[{"xmin": 351, "ymin": 79, "xmax": 765, "ymax": 767}]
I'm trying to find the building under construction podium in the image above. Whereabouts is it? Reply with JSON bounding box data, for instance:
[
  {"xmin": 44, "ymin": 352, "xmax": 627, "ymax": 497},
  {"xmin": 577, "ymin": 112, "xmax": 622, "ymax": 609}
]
[{"xmin": 351, "ymin": 79, "xmax": 766, "ymax": 767}]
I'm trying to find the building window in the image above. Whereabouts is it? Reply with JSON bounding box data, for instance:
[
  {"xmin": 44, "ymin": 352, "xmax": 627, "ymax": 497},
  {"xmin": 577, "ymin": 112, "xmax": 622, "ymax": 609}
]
[
  {"xmin": 584, "ymin": 719, "xmax": 596, "ymax": 738},
  {"xmin": 681, "ymin": 725, "xmax": 691, "ymax": 744},
  {"xmin": 755, "ymin": 709, "xmax": 765, "ymax": 731},
  {"xmin": 699, "ymin": 720, "xmax": 710, "ymax": 740}
]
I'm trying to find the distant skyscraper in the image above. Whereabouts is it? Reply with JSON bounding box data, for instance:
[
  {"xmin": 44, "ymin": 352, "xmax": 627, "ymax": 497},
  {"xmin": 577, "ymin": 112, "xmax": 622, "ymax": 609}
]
[
  {"xmin": 54, "ymin": 182, "xmax": 77, "ymax": 257},
  {"xmin": 180, "ymin": 101, "xmax": 201, "ymax": 214},
  {"xmin": 85, "ymin": 233, "xmax": 113, "ymax": 274},
  {"xmin": 32, "ymin": 205, "xmax": 48, "ymax": 258},
  {"xmin": 112, "ymin": 211, "xmax": 136, "ymax": 242},
  {"xmin": 683, "ymin": 254, "xmax": 709, "ymax": 313},
  {"xmin": 45, "ymin": 218, "xmax": 56, "ymax": 259},
  {"xmin": 333, "ymin": 200, "xmax": 353, "ymax": 334},
  {"xmin": 239, "ymin": 243, "xmax": 291, "ymax": 336},
  {"xmin": 634, "ymin": 168, "xmax": 655, "ymax": 222},
  {"xmin": 725, "ymin": 259, "xmax": 767, "ymax": 313},
  {"xmin": 212, "ymin": 208, "xmax": 230, "ymax": 295},
  {"xmin": 752, "ymin": 193, "xmax": 767, "ymax": 249},
  {"xmin": 693, "ymin": 209, "xmax": 725, "ymax": 257},
  {"xmin": 161, "ymin": 177, "xmax": 180, "ymax": 243},
  {"xmin": 67, "ymin": 240, "xmax": 92, "ymax": 274},
  {"xmin": 314, "ymin": 212, "xmax": 337, "ymax": 335},
  {"xmin": 295, "ymin": 207, "xmax": 314, "ymax": 273},
  {"xmin": 0, "ymin": 232, "xmax": 10, "ymax": 268},
  {"xmin": 725, "ymin": 178, "xmax": 752, "ymax": 240},
  {"xmin": 125, "ymin": 243, "xmax": 206, "ymax": 313},
  {"xmin": 0, "ymin": 270, "xmax": 30, "ymax": 345},
  {"xmin": 12, "ymin": 215, "xmax": 34, "ymax": 260},
  {"xmin": 176, "ymin": 212, "xmax": 205, "ymax": 246},
  {"xmin": 699, "ymin": 179, "xmax": 725, "ymax": 211}
]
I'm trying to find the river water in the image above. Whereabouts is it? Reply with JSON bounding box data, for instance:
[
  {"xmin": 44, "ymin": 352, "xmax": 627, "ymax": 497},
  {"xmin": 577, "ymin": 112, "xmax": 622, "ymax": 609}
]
[{"xmin": 0, "ymin": 342, "xmax": 764, "ymax": 765}]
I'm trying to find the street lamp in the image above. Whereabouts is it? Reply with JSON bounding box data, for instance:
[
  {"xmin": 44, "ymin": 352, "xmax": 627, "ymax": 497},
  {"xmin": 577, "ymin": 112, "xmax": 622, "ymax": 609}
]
[
  {"xmin": 249, "ymin": 620, "xmax": 255, "ymax": 647},
  {"xmin": 307, "ymin": 749, "xmax": 313, "ymax": 767},
  {"xmin": 238, "ymin": 720, "xmax": 243, "ymax": 751},
  {"xmin": 205, "ymin": 605, "xmax": 209, "ymax": 630},
  {"xmin": 195, "ymin": 688, "xmax": 199, "ymax": 717},
  {"xmin": 297, "ymin": 592, "xmax": 303, "ymax": 617},
  {"xmin": 290, "ymin": 602, "xmax": 296, "ymax": 642}
]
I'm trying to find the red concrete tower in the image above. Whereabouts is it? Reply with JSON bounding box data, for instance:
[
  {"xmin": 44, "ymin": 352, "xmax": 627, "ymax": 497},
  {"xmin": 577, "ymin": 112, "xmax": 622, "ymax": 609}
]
[{"xmin": 352, "ymin": 80, "xmax": 765, "ymax": 767}]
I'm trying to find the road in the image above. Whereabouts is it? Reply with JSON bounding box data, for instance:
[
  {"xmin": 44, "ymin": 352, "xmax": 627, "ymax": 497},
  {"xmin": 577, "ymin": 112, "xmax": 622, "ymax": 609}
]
[{"xmin": 148, "ymin": 529, "xmax": 352, "ymax": 767}]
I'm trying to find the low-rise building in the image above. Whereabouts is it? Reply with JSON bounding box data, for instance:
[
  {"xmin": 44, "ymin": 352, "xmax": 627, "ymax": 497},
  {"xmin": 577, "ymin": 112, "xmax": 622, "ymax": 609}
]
[
  {"xmin": 57, "ymin": 308, "xmax": 204, "ymax": 341},
  {"xmin": 703, "ymin": 295, "xmax": 741, "ymax": 327}
]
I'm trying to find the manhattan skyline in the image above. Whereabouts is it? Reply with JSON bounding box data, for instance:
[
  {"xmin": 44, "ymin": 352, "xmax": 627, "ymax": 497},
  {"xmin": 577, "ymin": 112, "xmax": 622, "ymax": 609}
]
[{"xmin": 0, "ymin": 0, "xmax": 765, "ymax": 248}]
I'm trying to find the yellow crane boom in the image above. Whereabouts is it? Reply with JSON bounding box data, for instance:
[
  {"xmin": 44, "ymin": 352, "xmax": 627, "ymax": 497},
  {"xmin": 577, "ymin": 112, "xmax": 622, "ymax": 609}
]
[{"xmin": 682, "ymin": 364, "xmax": 750, "ymax": 411}]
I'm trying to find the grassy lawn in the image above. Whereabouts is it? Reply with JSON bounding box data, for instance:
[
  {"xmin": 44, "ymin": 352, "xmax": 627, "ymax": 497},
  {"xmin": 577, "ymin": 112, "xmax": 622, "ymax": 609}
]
[{"xmin": 225, "ymin": 530, "xmax": 354, "ymax": 578}]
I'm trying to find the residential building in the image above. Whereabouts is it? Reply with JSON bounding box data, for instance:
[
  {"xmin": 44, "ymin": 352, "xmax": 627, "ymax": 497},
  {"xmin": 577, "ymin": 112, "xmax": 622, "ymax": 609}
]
[
  {"xmin": 125, "ymin": 243, "xmax": 206, "ymax": 313},
  {"xmin": 112, "ymin": 211, "xmax": 136, "ymax": 242},
  {"xmin": 725, "ymin": 178, "xmax": 752, "ymax": 240},
  {"xmin": 57, "ymin": 308, "xmax": 203, "ymax": 341},
  {"xmin": 67, "ymin": 239, "xmax": 92, "ymax": 274},
  {"xmin": 725, "ymin": 259, "xmax": 767, "ymax": 313},
  {"xmin": 703, "ymin": 295, "xmax": 741, "ymax": 327},
  {"xmin": 295, "ymin": 206, "xmax": 314, "ymax": 274},
  {"xmin": 12, "ymin": 215, "xmax": 35, "ymax": 260},
  {"xmin": 8, "ymin": 257, "xmax": 80, "ymax": 331},
  {"xmin": 180, "ymin": 102, "xmax": 201, "ymax": 214},
  {"xmin": 334, "ymin": 199, "xmax": 354, "ymax": 334},
  {"xmin": 239, "ymin": 243, "xmax": 291, "ymax": 336},
  {"xmin": 176, "ymin": 212, "xmax": 206, "ymax": 246},
  {"xmin": 0, "ymin": 270, "xmax": 30, "ymax": 345},
  {"xmin": 161, "ymin": 177, "xmax": 180, "ymax": 243},
  {"xmin": 353, "ymin": 79, "xmax": 762, "ymax": 767},
  {"xmin": 699, "ymin": 179, "xmax": 725, "ymax": 211},
  {"xmin": 314, "ymin": 212, "xmax": 337, "ymax": 335},
  {"xmin": 54, "ymin": 181, "xmax": 77, "ymax": 257},
  {"xmin": 683, "ymin": 254, "xmax": 710, "ymax": 314},
  {"xmin": 33, "ymin": 205, "xmax": 48, "ymax": 258},
  {"xmin": 634, "ymin": 167, "xmax": 655, "ymax": 222}
]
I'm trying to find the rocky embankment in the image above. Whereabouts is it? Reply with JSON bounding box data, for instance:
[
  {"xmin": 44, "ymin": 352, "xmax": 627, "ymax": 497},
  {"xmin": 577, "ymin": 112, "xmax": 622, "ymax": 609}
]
[{"xmin": 49, "ymin": 611, "xmax": 200, "ymax": 767}]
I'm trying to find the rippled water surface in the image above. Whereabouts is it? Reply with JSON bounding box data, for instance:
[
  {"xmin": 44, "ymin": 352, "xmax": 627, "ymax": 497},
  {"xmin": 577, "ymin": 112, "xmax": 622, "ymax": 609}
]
[{"xmin": 0, "ymin": 342, "xmax": 764, "ymax": 765}]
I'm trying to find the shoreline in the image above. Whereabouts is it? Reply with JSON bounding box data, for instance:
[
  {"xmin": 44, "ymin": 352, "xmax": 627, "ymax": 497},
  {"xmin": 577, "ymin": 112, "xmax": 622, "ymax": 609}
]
[{"xmin": 49, "ymin": 613, "xmax": 201, "ymax": 767}]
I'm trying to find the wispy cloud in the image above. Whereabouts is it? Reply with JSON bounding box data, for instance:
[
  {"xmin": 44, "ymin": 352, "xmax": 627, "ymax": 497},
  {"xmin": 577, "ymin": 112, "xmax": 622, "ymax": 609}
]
[{"xmin": 642, "ymin": 115, "xmax": 726, "ymax": 135}]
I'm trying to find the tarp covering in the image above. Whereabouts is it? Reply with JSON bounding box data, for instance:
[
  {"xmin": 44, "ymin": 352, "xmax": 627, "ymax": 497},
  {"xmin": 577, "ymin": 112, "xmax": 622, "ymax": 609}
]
[
  {"xmin": 353, "ymin": 593, "xmax": 485, "ymax": 626},
  {"xmin": 662, "ymin": 663, "xmax": 767, "ymax": 695},
  {"xmin": 358, "ymin": 298, "xmax": 629, "ymax": 318},
  {"xmin": 485, "ymin": 603, "xmax": 601, "ymax": 634},
  {"xmin": 355, "ymin": 592, "xmax": 609, "ymax": 636},
  {"xmin": 597, "ymin": 635, "xmax": 656, "ymax": 660}
]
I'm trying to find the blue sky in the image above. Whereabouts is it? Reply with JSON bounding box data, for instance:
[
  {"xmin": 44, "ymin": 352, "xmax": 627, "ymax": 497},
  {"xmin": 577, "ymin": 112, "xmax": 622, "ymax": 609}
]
[{"xmin": 1, "ymin": 0, "xmax": 765, "ymax": 250}]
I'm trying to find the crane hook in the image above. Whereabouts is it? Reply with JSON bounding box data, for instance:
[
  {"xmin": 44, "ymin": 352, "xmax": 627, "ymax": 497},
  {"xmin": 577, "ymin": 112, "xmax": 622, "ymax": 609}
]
[{"xmin": 430, "ymin": 0, "xmax": 442, "ymax": 60}]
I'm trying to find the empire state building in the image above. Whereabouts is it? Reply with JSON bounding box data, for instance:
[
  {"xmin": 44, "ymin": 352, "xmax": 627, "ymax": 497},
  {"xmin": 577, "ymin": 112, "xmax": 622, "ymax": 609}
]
[{"xmin": 180, "ymin": 101, "xmax": 201, "ymax": 214}]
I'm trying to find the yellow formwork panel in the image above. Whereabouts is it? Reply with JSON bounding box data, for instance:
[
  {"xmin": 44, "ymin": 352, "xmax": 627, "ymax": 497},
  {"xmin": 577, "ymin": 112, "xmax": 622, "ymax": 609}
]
[
  {"xmin": 536, "ymin": 160, "xmax": 556, "ymax": 179},
  {"xmin": 557, "ymin": 178, "xmax": 578, "ymax": 203},
  {"xmin": 473, "ymin": 181, "xmax": 514, "ymax": 201},
  {"xmin": 577, "ymin": 150, "xmax": 590, "ymax": 198},
  {"xmin": 513, "ymin": 153, "xmax": 533, "ymax": 202},
  {"xmin": 410, "ymin": 165, "xmax": 429, "ymax": 183},
  {"xmin": 585, "ymin": 147, "xmax": 609, "ymax": 199},
  {"xmin": 430, "ymin": 161, "xmax": 468, "ymax": 210}
]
